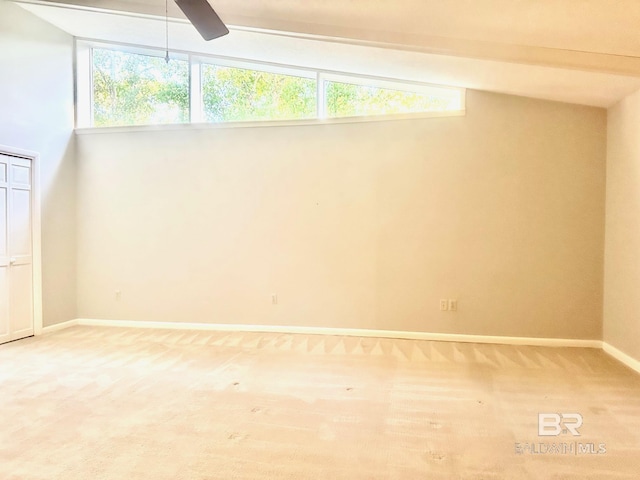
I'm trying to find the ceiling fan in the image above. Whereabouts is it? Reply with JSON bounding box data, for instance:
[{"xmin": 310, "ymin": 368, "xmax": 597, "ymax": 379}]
[{"xmin": 174, "ymin": 0, "xmax": 229, "ymax": 40}]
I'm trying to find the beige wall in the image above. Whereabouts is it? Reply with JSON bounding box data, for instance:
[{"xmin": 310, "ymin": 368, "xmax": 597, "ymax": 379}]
[
  {"xmin": 0, "ymin": 0, "xmax": 77, "ymax": 327},
  {"xmin": 76, "ymin": 91, "xmax": 606, "ymax": 339},
  {"xmin": 603, "ymin": 88, "xmax": 640, "ymax": 360}
]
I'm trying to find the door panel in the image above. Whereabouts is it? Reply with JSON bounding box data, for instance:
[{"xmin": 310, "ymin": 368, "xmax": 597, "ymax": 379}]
[
  {"xmin": 9, "ymin": 263, "xmax": 33, "ymax": 339},
  {"xmin": 10, "ymin": 188, "xmax": 32, "ymax": 257},
  {"xmin": 11, "ymin": 164, "xmax": 30, "ymax": 186}
]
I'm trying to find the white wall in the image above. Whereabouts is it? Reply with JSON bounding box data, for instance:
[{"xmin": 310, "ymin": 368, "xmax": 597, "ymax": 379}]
[
  {"xmin": 76, "ymin": 91, "xmax": 606, "ymax": 339},
  {"xmin": 603, "ymin": 88, "xmax": 640, "ymax": 361},
  {"xmin": 0, "ymin": 0, "xmax": 76, "ymax": 327}
]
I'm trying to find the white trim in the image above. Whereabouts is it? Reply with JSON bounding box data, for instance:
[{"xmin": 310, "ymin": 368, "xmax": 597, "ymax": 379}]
[
  {"xmin": 603, "ymin": 342, "xmax": 640, "ymax": 374},
  {"xmin": 0, "ymin": 145, "xmax": 42, "ymax": 337},
  {"xmin": 74, "ymin": 109, "xmax": 465, "ymax": 135},
  {"xmin": 42, "ymin": 319, "xmax": 79, "ymax": 334},
  {"xmin": 75, "ymin": 39, "xmax": 92, "ymax": 128},
  {"xmin": 189, "ymin": 57, "xmax": 203, "ymax": 123},
  {"xmin": 69, "ymin": 318, "xmax": 601, "ymax": 348},
  {"xmin": 31, "ymin": 150, "xmax": 42, "ymax": 336},
  {"xmin": 317, "ymin": 72, "xmax": 326, "ymax": 119}
]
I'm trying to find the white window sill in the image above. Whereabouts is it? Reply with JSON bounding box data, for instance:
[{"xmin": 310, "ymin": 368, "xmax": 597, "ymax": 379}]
[{"xmin": 74, "ymin": 109, "xmax": 465, "ymax": 135}]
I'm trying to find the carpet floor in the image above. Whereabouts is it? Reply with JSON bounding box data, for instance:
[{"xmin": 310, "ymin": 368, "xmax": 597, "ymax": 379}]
[{"xmin": 1, "ymin": 326, "xmax": 639, "ymax": 479}]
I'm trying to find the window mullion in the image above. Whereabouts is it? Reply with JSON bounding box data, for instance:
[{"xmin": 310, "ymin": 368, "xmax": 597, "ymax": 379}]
[
  {"xmin": 317, "ymin": 72, "xmax": 326, "ymax": 120},
  {"xmin": 190, "ymin": 56, "xmax": 203, "ymax": 123}
]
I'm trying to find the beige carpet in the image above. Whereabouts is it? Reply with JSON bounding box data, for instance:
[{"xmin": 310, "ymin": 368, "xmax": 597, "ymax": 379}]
[{"xmin": 1, "ymin": 326, "xmax": 639, "ymax": 479}]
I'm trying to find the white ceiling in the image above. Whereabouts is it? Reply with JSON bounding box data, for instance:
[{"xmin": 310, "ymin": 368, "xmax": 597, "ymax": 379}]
[{"xmin": 14, "ymin": 0, "xmax": 640, "ymax": 107}]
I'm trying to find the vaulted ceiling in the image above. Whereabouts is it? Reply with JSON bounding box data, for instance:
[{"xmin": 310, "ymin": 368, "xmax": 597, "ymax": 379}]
[{"xmin": 14, "ymin": 0, "xmax": 640, "ymax": 107}]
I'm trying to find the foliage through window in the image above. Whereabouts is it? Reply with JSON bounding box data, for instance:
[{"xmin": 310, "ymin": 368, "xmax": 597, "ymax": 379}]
[
  {"xmin": 92, "ymin": 49, "xmax": 189, "ymax": 127},
  {"xmin": 202, "ymin": 65, "xmax": 316, "ymax": 122},
  {"xmin": 84, "ymin": 43, "xmax": 464, "ymax": 128},
  {"xmin": 325, "ymin": 81, "xmax": 463, "ymax": 118}
]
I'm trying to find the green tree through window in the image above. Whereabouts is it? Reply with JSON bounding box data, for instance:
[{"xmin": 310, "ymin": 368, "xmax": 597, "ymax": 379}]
[
  {"xmin": 202, "ymin": 65, "xmax": 316, "ymax": 122},
  {"xmin": 325, "ymin": 81, "xmax": 460, "ymax": 118},
  {"xmin": 92, "ymin": 49, "xmax": 189, "ymax": 127}
]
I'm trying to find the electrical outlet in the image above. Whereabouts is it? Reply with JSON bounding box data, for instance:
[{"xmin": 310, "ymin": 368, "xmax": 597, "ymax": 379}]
[
  {"xmin": 440, "ymin": 299, "xmax": 448, "ymax": 311},
  {"xmin": 449, "ymin": 299, "xmax": 457, "ymax": 311},
  {"xmin": 115, "ymin": 290, "xmax": 121, "ymax": 300},
  {"xmin": 271, "ymin": 294, "xmax": 278, "ymax": 305}
]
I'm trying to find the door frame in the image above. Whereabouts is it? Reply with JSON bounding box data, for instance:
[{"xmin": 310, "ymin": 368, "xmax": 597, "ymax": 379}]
[{"xmin": 0, "ymin": 144, "xmax": 42, "ymax": 336}]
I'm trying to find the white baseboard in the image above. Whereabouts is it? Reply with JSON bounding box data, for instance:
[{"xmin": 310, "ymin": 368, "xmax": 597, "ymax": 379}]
[
  {"xmin": 66, "ymin": 318, "xmax": 602, "ymax": 348},
  {"xmin": 602, "ymin": 342, "xmax": 640, "ymax": 374},
  {"xmin": 42, "ymin": 319, "xmax": 78, "ymax": 334},
  {"xmin": 42, "ymin": 320, "xmax": 640, "ymax": 372}
]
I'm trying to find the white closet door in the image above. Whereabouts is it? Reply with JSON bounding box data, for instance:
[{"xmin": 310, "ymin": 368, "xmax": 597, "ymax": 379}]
[{"xmin": 0, "ymin": 154, "xmax": 34, "ymax": 344}]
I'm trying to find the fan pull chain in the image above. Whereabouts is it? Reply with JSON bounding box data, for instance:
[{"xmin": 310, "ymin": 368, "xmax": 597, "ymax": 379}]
[{"xmin": 165, "ymin": 0, "xmax": 170, "ymax": 63}]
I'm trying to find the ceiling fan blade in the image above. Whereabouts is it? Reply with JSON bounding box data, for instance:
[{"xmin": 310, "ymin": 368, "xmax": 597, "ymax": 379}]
[{"xmin": 174, "ymin": 0, "xmax": 229, "ymax": 41}]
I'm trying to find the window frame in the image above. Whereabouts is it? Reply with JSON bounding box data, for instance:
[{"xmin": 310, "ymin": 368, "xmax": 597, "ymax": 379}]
[{"xmin": 75, "ymin": 39, "xmax": 465, "ymax": 130}]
